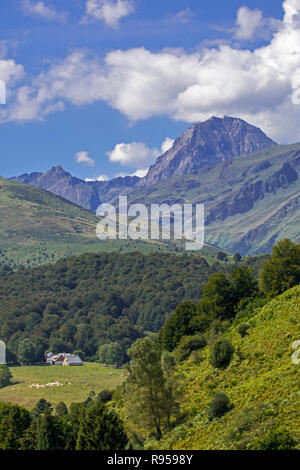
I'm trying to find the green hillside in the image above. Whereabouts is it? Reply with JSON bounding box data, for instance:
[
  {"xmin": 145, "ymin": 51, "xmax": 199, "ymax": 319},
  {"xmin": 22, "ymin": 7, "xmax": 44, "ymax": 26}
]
[
  {"xmin": 152, "ymin": 286, "xmax": 300, "ymax": 450},
  {"xmin": 0, "ymin": 177, "xmax": 221, "ymax": 268},
  {"xmin": 128, "ymin": 144, "xmax": 300, "ymax": 255}
]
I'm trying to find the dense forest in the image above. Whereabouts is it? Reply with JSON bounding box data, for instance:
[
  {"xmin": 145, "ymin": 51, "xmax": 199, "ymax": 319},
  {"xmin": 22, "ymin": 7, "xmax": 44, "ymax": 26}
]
[{"xmin": 0, "ymin": 252, "xmax": 222, "ymax": 363}]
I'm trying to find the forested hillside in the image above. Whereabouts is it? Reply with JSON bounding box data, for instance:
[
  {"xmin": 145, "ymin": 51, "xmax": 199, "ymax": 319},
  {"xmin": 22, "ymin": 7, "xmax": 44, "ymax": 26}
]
[{"xmin": 0, "ymin": 252, "xmax": 216, "ymax": 362}]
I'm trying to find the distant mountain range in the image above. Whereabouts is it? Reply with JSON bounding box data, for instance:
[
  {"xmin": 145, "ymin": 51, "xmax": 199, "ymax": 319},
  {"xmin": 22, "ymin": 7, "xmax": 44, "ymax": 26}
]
[
  {"xmin": 9, "ymin": 116, "xmax": 300, "ymax": 256},
  {"xmin": 11, "ymin": 166, "xmax": 138, "ymax": 212}
]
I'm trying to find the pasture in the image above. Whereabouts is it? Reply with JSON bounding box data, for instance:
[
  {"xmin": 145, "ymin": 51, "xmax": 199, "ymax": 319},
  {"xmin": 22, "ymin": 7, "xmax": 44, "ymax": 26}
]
[{"xmin": 0, "ymin": 362, "xmax": 126, "ymax": 410}]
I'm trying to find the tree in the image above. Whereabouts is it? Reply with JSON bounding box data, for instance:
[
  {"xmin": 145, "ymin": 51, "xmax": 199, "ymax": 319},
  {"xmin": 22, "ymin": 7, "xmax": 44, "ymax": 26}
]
[
  {"xmin": 210, "ymin": 339, "xmax": 234, "ymax": 369},
  {"xmin": 35, "ymin": 414, "xmax": 60, "ymax": 450},
  {"xmin": 0, "ymin": 364, "xmax": 12, "ymax": 388},
  {"xmin": 98, "ymin": 389, "xmax": 113, "ymax": 403},
  {"xmin": 233, "ymin": 253, "xmax": 242, "ymax": 262},
  {"xmin": 259, "ymin": 239, "xmax": 300, "ymax": 298},
  {"xmin": 55, "ymin": 401, "xmax": 68, "ymax": 416},
  {"xmin": 98, "ymin": 342, "xmax": 125, "ymax": 367},
  {"xmin": 230, "ymin": 267, "xmax": 258, "ymax": 304},
  {"xmin": 126, "ymin": 337, "xmax": 179, "ymax": 437},
  {"xmin": 0, "ymin": 402, "xmax": 31, "ymax": 450},
  {"xmin": 34, "ymin": 398, "xmax": 53, "ymax": 415},
  {"xmin": 159, "ymin": 301, "xmax": 197, "ymax": 351},
  {"xmin": 208, "ymin": 393, "xmax": 232, "ymax": 420},
  {"xmin": 201, "ymin": 273, "xmax": 235, "ymax": 320},
  {"xmin": 76, "ymin": 401, "xmax": 128, "ymax": 450},
  {"xmin": 17, "ymin": 338, "xmax": 36, "ymax": 365}
]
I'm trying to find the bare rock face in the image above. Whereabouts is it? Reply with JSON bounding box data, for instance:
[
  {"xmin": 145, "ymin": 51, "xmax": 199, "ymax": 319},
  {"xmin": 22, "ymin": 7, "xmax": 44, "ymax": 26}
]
[{"xmin": 141, "ymin": 116, "xmax": 277, "ymax": 186}]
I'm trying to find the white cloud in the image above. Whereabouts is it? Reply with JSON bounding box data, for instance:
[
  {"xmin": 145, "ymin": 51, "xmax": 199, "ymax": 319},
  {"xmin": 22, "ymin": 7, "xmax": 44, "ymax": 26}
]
[
  {"xmin": 20, "ymin": 0, "xmax": 67, "ymax": 23},
  {"xmin": 131, "ymin": 169, "xmax": 148, "ymax": 178},
  {"xmin": 83, "ymin": 0, "xmax": 135, "ymax": 28},
  {"xmin": 85, "ymin": 174, "xmax": 109, "ymax": 182},
  {"xmin": 107, "ymin": 137, "xmax": 174, "ymax": 171},
  {"xmin": 75, "ymin": 151, "xmax": 95, "ymax": 167},
  {"xmin": 161, "ymin": 137, "xmax": 174, "ymax": 153},
  {"xmin": 4, "ymin": 1, "xmax": 300, "ymax": 143},
  {"xmin": 168, "ymin": 9, "xmax": 193, "ymax": 25},
  {"xmin": 235, "ymin": 6, "xmax": 281, "ymax": 41}
]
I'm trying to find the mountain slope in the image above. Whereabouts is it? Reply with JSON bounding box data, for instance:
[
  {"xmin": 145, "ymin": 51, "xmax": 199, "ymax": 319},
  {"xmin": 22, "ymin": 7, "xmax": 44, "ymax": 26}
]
[
  {"xmin": 11, "ymin": 166, "xmax": 139, "ymax": 212},
  {"xmin": 128, "ymin": 144, "xmax": 300, "ymax": 255},
  {"xmin": 0, "ymin": 177, "xmax": 221, "ymax": 267},
  {"xmin": 140, "ymin": 116, "xmax": 277, "ymax": 187},
  {"xmin": 154, "ymin": 286, "xmax": 300, "ymax": 450}
]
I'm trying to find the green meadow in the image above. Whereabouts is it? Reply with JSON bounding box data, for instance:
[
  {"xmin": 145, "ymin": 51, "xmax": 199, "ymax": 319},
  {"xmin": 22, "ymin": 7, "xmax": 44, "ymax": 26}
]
[{"xmin": 0, "ymin": 362, "xmax": 126, "ymax": 410}]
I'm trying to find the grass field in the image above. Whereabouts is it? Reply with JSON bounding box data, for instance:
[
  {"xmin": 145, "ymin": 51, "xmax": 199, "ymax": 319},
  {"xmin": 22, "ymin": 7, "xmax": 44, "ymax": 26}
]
[{"xmin": 0, "ymin": 362, "xmax": 126, "ymax": 410}]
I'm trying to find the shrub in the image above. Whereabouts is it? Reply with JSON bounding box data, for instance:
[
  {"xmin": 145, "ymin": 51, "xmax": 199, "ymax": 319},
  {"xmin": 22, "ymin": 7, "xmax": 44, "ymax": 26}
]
[
  {"xmin": 210, "ymin": 339, "xmax": 234, "ymax": 369},
  {"xmin": 98, "ymin": 389, "xmax": 113, "ymax": 403},
  {"xmin": 175, "ymin": 335, "xmax": 207, "ymax": 361},
  {"xmin": 252, "ymin": 429, "xmax": 297, "ymax": 450},
  {"xmin": 208, "ymin": 393, "xmax": 232, "ymax": 420},
  {"xmin": 217, "ymin": 252, "xmax": 227, "ymax": 261},
  {"xmin": 237, "ymin": 324, "xmax": 250, "ymax": 338}
]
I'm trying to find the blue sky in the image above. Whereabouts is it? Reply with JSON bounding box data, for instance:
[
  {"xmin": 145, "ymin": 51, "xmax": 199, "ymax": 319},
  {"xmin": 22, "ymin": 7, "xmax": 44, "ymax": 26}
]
[{"xmin": 0, "ymin": 0, "xmax": 297, "ymax": 181}]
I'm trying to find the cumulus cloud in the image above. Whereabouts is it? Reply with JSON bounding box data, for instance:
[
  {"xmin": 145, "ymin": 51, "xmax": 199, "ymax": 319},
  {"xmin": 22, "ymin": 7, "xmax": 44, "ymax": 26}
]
[
  {"xmin": 4, "ymin": 0, "xmax": 300, "ymax": 142},
  {"xmin": 83, "ymin": 0, "xmax": 135, "ymax": 28},
  {"xmin": 20, "ymin": 0, "xmax": 67, "ymax": 23},
  {"xmin": 75, "ymin": 151, "xmax": 95, "ymax": 167},
  {"xmin": 107, "ymin": 137, "xmax": 174, "ymax": 172},
  {"xmin": 234, "ymin": 6, "xmax": 281, "ymax": 41}
]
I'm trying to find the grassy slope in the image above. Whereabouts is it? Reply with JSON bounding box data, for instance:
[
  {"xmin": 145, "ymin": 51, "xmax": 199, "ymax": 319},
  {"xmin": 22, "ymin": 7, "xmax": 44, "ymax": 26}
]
[
  {"xmin": 0, "ymin": 177, "xmax": 220, "ymax": 268},
  {"xmin": 155, "ymin": 286, "xmax": 300, "ymax": 450},
  {"xmin": 129, "ymin": 144, "xmax": 300, "ymax": 255},
  {"xmin": 0, "ymin": 362, "xmax": 126, "ymax": 410}
]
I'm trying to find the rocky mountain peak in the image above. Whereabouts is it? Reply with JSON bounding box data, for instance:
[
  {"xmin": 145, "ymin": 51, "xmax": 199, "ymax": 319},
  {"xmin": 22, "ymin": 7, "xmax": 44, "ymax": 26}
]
[{"xmin": 141, "ymin": 116, "xmax": 277, "ymax": 186}]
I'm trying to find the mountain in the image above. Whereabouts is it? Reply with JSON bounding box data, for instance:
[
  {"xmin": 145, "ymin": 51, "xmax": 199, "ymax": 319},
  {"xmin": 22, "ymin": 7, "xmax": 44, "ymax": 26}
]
[
  {"xmin": 140, "ymin": 116, "xmax": 277, "ymax": 187},
  {"xmin": 11, "ymin": 117, "xmax": 277, "ymax": 209},
  {"xmin": 11, "ymin": 166, "xmax": 139, "ymax": 212},
  {"xmin": 0, "ymin": 177, "xmax": 222, "ymax": 267},
  {"xmin": 128, "ymin": 143, "xmax": 300, "ymax": 255}
]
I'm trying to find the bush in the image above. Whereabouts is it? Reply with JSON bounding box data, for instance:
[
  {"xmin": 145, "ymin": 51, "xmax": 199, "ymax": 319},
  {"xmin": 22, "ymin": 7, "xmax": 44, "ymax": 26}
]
[
  {"xmin": 98, "ymin": 389, "xmax": 113, "ymax": 403},
  {"xmin": 217, "ymin": 252, "xmax": 227, "ymax": 261},
  {"xmin": 175, "ymin": 335, "xmax": 207, "ymax": 361},
  {"xmin": 210, "ymin": 339, "xmax": 234, "ymax": 369},
  {"xmin": 237, "ymin": 324, "xmax": 250, "ymax": 338},
  {"xmin": 252, "ymin": 429, "xmax": 297, "ymax": 450},
  {"xmin": 208, "ymin": 393, "xmax": 232, "ymax": 420}
]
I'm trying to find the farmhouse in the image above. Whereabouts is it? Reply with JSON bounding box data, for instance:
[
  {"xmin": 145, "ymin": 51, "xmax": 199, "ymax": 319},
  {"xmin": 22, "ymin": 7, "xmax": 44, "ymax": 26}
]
[
  {"xmin": 63, "ymin": 354, "xmax": 83, "ymax": 366},
  {"xmin": 45, "ymin": 352, "xmax": 83, "ymax": 366}
]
